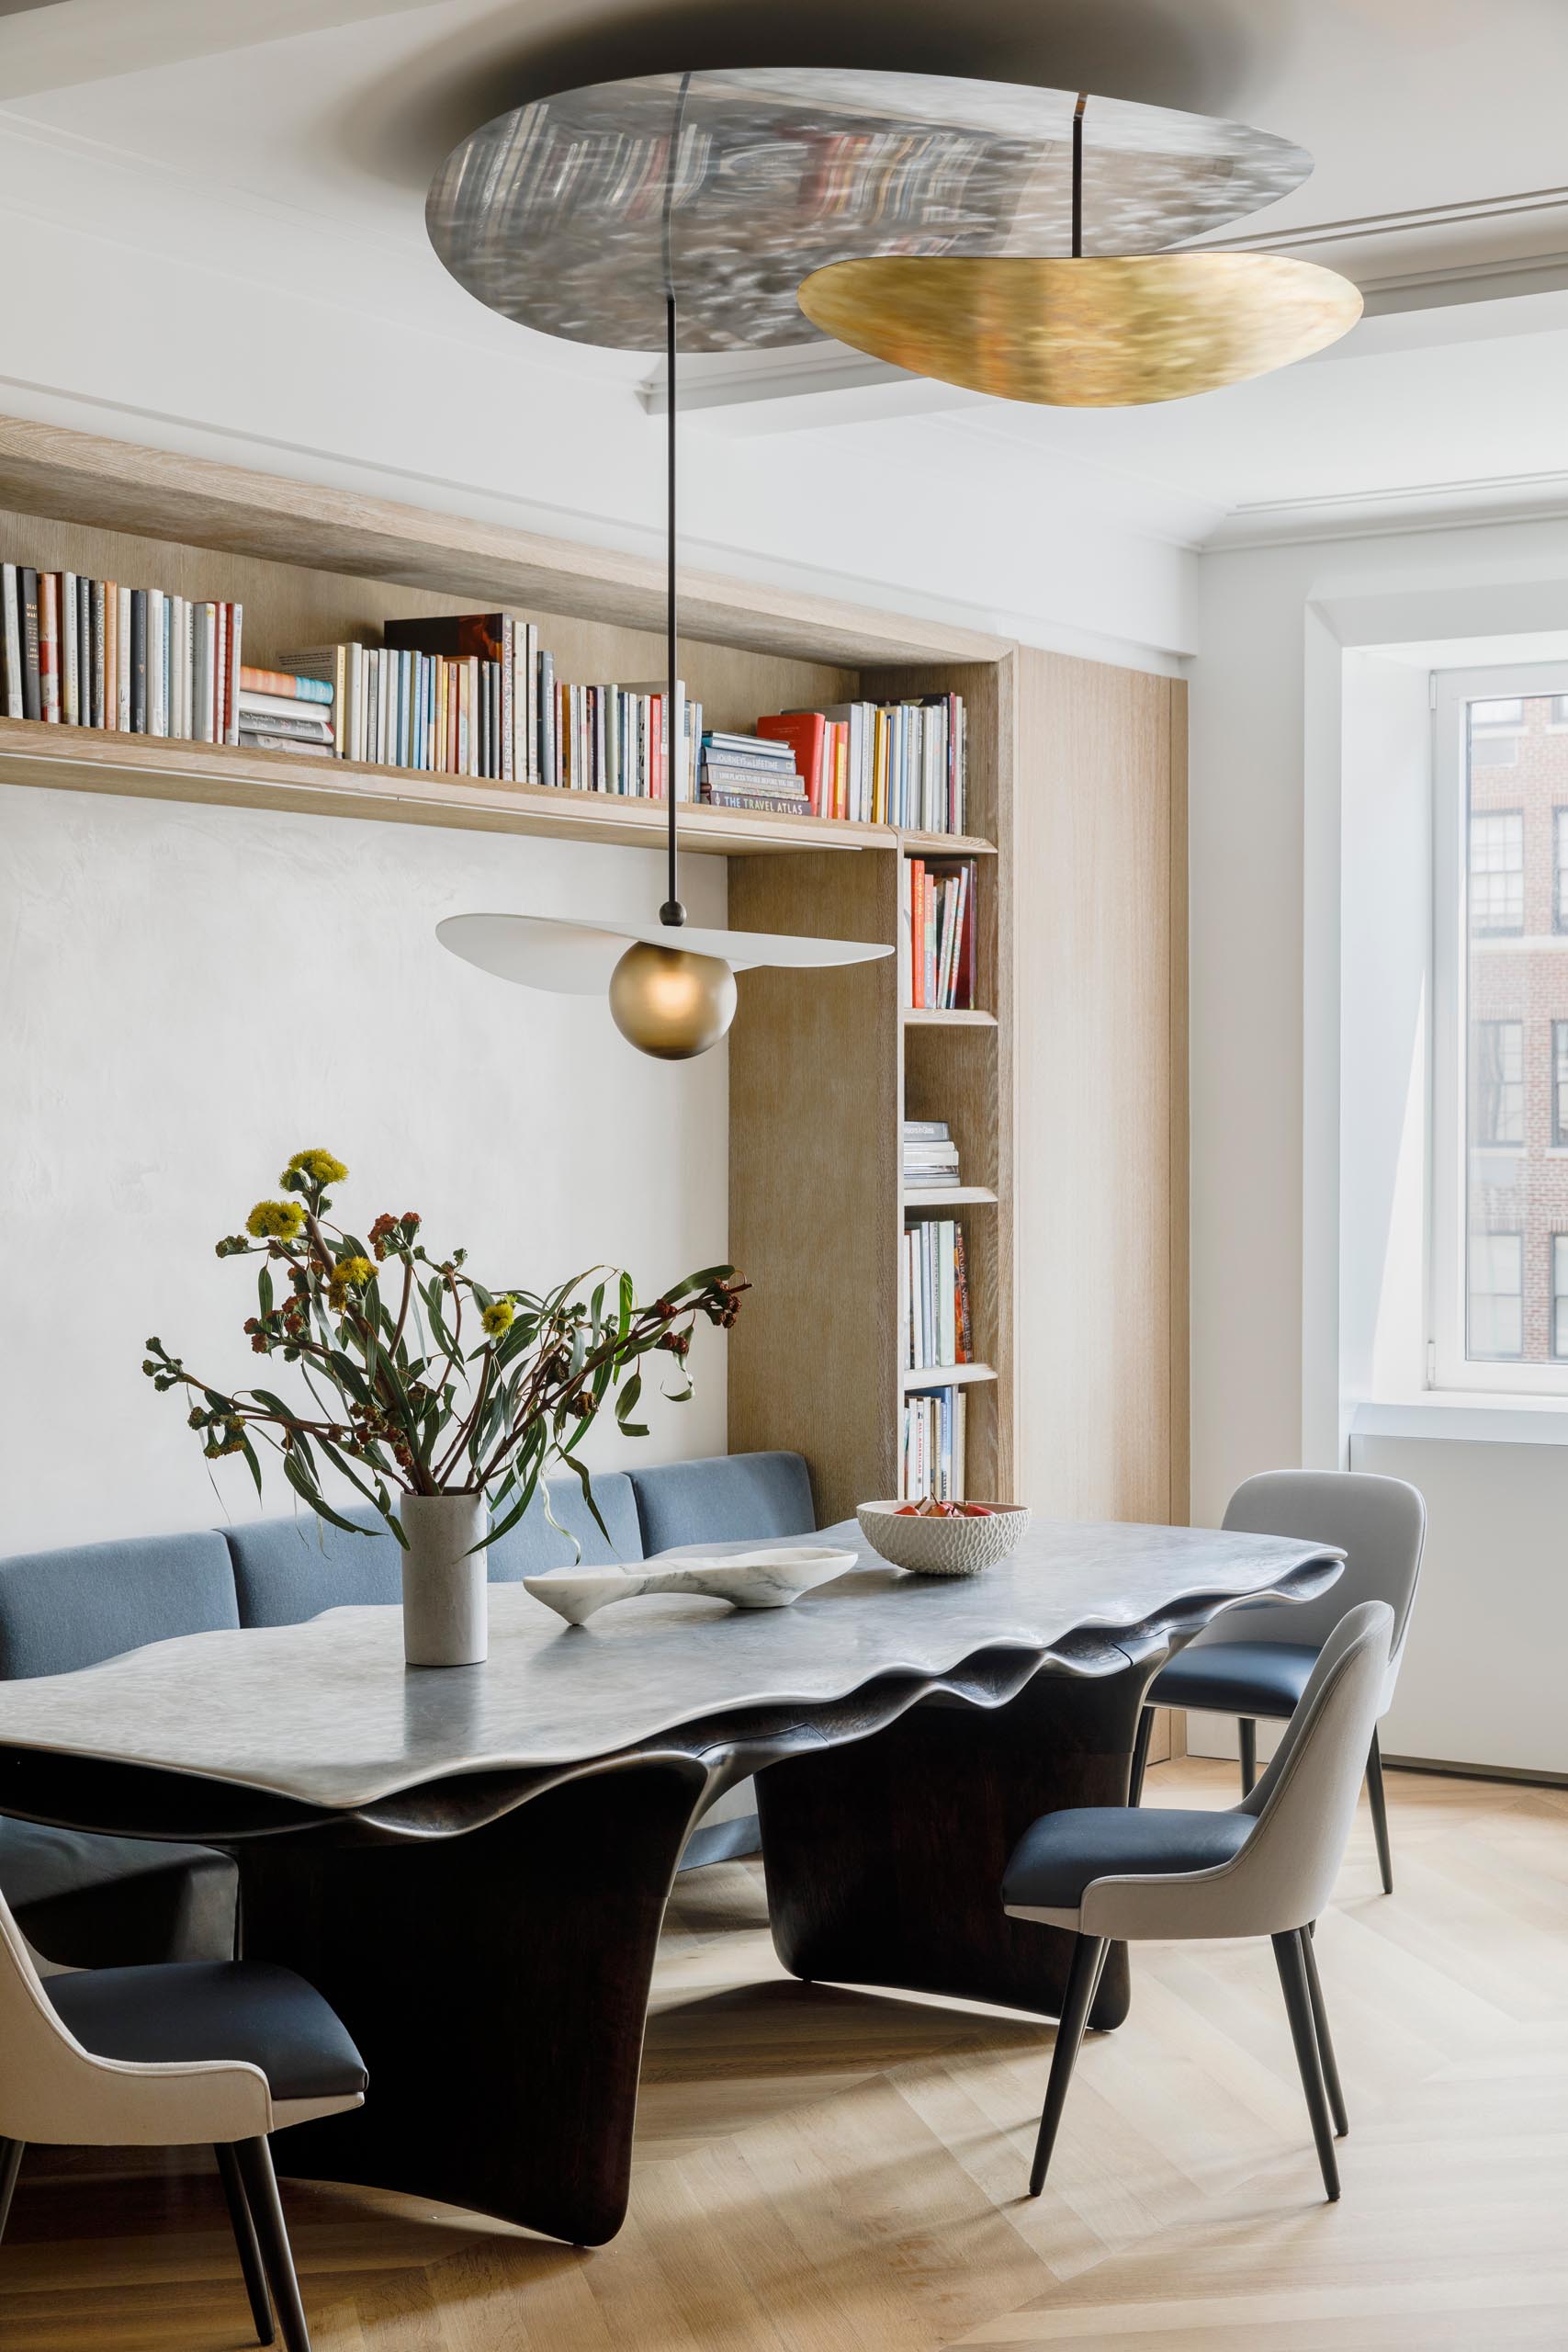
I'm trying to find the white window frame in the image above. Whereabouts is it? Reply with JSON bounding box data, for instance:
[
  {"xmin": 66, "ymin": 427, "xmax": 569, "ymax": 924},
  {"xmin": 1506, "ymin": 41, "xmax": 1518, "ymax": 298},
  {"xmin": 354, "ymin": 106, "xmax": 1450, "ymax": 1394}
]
[{"xmin": 1431, "ymin": 662, "xmax": 1568, "ymax": 1393}]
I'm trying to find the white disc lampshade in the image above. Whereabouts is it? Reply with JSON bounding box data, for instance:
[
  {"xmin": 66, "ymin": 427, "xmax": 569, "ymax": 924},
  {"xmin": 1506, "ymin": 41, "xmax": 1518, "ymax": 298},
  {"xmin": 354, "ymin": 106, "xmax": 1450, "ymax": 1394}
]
[{"xmin": 437, "ymin": 912, "xmax": 893, "ymax": 994}]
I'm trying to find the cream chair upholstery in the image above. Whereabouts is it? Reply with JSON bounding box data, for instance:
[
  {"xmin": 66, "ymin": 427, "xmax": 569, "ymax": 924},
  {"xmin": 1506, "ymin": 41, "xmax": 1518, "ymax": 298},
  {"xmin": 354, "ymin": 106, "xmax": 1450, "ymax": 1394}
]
[
  {"xmin": 0, "ymin": 1884, "xmax": 364, "ymax": 2351},
  {"xmin": 1003, "ymin": 1601, "xmax": 1393, "ymax": 2203}
]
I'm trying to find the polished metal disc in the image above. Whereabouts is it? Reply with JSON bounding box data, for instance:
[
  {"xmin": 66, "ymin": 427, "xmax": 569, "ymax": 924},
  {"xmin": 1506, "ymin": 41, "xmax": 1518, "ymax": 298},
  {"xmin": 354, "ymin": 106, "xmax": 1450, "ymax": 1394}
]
[
  {"xmin": 797, "ymin": 251, "xmax": 1362, "ymax": 407},
  {"xmin": 426, "ymin": 68, "xmax": 1312, "ymax": 353}
]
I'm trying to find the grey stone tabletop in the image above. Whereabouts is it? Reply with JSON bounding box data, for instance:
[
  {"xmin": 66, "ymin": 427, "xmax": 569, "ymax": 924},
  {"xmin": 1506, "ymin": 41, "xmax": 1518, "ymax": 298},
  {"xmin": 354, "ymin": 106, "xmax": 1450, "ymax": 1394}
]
[{"xmin": 0, "ymin": 1517, "xmax": 1341, "ymax": 1810}]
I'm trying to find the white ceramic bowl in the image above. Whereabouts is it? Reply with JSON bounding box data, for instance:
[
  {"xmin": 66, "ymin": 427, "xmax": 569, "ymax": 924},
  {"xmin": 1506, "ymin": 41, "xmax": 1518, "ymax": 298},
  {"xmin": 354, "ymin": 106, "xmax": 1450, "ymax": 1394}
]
[
  {"xmin": 525, "ymin": 1544, "xmax": 858, "ymax": 1626},
  {"xmin": 856, "ymin": 1501, "xmax": 1032, "ymax": 1577}
]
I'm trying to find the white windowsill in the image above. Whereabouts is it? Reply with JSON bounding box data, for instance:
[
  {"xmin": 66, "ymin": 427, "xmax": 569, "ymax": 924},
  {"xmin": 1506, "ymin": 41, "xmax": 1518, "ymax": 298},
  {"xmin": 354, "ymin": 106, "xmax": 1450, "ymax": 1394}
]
[{"xmin": 1351, "ymin": 1394, "xmax": 1568, "ymax": 1445}]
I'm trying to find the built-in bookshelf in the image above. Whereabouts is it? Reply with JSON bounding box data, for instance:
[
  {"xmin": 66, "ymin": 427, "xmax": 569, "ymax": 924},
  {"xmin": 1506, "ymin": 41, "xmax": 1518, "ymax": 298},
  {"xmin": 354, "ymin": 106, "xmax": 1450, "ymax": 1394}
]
[{"xmin": 0, "ymin": 414, "xmax": 1183, "ymax": 1551}]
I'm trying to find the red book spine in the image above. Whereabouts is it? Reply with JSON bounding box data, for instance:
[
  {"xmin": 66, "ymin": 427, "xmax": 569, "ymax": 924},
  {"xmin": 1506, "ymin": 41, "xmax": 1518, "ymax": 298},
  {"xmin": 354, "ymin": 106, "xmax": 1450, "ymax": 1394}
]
[
  {"xmin": 758, "ymin": 711, "xmax": 828, "ymax": 815},
  {"xmin": 38, "ymin": 572, "xmax": 60, "ymax": 720},
  {"xmin": 910, "ymin": 859, "xmax": 926, "ymax": 1008}
]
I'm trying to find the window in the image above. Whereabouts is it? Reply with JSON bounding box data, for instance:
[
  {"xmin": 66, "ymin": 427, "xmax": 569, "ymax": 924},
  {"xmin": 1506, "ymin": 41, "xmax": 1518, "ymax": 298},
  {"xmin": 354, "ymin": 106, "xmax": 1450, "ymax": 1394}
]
[
  {"xmin": 1468, "ymin": 1232, "xmax": 1523, "ymax": 1359},
  {"xmin": 1472, "ymin": 1019, "xmax": 1524, "ymax": 1145},
  {"xmin": 1469, "ymin": 809, "xmax": 1523, "ymax": 933},
  {"xmin": 1432, "ymin": 665, "xmax": 1568, "ymax": 1394}
]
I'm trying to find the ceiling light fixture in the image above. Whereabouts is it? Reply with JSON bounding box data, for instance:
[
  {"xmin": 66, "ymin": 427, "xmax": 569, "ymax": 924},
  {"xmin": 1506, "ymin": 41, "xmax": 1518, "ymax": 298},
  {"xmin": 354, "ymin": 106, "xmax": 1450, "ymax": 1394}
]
[
  {"xmin": 796, "ymin": 95, "xmax": 1361, "ymax": 406},
  {"xmin": 432, "ymin": 72, "xmax": 892, "ymax": 1062}
]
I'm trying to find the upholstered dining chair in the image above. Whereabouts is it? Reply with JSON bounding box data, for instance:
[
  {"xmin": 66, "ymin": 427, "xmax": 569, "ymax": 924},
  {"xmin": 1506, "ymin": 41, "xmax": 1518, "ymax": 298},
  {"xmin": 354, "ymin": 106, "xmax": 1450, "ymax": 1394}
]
[
  {"xmin": 0, "ymin": 1889, "xmax": 366, "ymax": 2351},
  {"xmin": 1003, "ymin": 1600, "xmax": 1392, "ymax": 2203},
  {"xmin": 1131, "ymin": 1470, "xmax": 1425, "ymax": 1893}
]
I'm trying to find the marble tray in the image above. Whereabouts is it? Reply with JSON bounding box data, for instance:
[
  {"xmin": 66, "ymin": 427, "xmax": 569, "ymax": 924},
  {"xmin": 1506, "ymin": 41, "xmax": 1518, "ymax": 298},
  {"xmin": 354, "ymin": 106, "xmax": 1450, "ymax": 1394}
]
[{"xmin": 523, "ymin": 1544, "xmax": 860, "ymax": 1627}]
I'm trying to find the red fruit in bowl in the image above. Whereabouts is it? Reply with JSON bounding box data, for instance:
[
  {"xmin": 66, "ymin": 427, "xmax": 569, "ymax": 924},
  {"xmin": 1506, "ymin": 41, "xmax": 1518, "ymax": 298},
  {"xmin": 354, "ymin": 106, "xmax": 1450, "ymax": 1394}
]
[
  {"xmin": 894, "ymin": 1504, "xmax": 919, "ymax": 1517},
  {"xmin": 962, "ymin": 1503, "xmax": 993, "ymax": 1517}
]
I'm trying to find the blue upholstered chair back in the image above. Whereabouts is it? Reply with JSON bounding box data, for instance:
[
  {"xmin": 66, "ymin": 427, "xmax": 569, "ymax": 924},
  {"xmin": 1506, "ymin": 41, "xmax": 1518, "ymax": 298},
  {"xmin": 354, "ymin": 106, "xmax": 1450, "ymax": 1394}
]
[
  {"xmin": 0, "ymin": 1532, "xmax": 239, "ymax": 1680},
  {"xmin": 628, "ymin": 1452, "xmax": 816, "ymax": 1555}
]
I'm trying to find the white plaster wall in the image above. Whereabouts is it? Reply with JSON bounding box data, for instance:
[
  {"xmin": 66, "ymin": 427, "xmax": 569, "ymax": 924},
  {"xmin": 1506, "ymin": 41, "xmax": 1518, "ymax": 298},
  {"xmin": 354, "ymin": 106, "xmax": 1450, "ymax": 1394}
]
[
  {"xmin": 0, "ymin": 785, "xmax": 729, "ymax": 1553},
  {"xmin": 1190, "ymin": 518, "xmax": 1568, "ymax": 1770}
]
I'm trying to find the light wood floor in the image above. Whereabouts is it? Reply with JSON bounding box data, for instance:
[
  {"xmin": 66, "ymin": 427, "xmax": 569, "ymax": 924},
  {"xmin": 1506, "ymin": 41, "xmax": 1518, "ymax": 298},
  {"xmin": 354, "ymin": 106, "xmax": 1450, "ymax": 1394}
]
[{"xmin": 4, "ymin": 1758, "xmax": 1566, "ymax": 2350}]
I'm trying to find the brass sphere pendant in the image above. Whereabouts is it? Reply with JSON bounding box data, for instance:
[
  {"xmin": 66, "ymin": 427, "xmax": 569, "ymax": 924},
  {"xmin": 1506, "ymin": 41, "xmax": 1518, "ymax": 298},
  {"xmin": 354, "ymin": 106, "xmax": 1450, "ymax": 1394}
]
[{"xmin": 609, "ymin": 940, "xmax": 738, "ymax": 1059}]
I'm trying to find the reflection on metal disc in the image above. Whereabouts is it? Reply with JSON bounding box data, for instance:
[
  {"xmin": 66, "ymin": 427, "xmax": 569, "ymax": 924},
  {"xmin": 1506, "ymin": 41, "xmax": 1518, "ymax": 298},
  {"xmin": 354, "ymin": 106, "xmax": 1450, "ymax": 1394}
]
[
  {"xmin": 426, "ymin": 68, "xmax": 1312, "ymax": 353},
  {"xmin": 796, "ymin": 252, "xmax": 1362, "ymax": 406}
]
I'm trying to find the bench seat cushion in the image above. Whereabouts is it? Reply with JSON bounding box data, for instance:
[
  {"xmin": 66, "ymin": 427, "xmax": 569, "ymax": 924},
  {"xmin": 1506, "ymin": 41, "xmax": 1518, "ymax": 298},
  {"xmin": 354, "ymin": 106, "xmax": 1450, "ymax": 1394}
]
[
  {"xmin": 0, "ymin": 1817, "xmax": 238, "ymax": 1968},
  {"xmin": 0, "ymin": 1531, "xmax": 239, "ymax": 1680},
  {"xmin": 629, "ymin": 1453, "xmax": 815, "ymax": 1555},
  {"xmin": 49, "ymin": 1959, "xmax": 367, "ymax": 2102}
]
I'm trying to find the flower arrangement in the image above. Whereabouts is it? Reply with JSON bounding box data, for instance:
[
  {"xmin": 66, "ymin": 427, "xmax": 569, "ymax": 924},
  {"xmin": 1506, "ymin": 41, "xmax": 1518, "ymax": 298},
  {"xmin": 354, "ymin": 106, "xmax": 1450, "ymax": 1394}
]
[{"xmin": 143, "ymin": 1148, "xmax": 746, "ymax": 1554}]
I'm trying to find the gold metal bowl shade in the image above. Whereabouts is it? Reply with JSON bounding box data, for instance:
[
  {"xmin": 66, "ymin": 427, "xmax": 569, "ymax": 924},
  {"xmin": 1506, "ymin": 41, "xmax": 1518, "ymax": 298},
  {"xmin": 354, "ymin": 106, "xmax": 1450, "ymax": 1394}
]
[
  {"xmin": 608, "ymin": 941, "xmax": 738, "ymax": 1060},
  {"xmin": 796, "ymin": 252, "xmax": 1362, "ymax": 406}
]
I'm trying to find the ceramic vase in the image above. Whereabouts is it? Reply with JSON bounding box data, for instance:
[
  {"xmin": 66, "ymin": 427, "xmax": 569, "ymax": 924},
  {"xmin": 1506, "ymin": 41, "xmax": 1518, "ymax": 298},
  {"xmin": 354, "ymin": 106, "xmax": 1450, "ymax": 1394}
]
[{"xmin": 399, "ymin": 1493, "xmax": 488, "ymax": 1667}]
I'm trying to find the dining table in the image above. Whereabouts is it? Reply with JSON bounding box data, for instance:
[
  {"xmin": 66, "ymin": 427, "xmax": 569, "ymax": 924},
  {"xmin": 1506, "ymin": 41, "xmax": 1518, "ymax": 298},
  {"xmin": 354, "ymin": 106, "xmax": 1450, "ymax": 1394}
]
[{"xmin": 0, "ymin": 1513, "xmax": 1342, "ymax": 2246}]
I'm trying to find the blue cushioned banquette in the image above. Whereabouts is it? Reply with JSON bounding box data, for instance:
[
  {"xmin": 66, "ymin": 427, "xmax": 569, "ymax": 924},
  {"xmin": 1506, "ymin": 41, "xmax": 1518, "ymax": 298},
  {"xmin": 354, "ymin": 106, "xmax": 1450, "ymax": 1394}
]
[
  {"xmin": 629, "ymin": 1452, "xmax": 816, "ymax": 1555},
  {"xmin": 0, "ymin": 1453, "xmax": 813, "ymax": 1957}
]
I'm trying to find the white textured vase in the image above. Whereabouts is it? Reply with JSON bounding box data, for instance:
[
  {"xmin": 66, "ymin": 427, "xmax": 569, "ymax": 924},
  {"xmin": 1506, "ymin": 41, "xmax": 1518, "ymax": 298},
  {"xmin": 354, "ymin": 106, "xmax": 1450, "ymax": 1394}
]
[{"xmin": 399, "ymin": 1493, "xmax": 489, "ymax": 1667}]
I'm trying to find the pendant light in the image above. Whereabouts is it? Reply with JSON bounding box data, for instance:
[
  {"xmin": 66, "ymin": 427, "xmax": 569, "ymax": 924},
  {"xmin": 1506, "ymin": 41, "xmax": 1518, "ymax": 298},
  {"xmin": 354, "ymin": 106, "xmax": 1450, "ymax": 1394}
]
[
  {"xmin": 796, "ymin": 96, "xmax": 1361, "ymax": 406},
  {"xmin": 434, "ymin": 73, "xmax": 892, "ymax": 1061}
]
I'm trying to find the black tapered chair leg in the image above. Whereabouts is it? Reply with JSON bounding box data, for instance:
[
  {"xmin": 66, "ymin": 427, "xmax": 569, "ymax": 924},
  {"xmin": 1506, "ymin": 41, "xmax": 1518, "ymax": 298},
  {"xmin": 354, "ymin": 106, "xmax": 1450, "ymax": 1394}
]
[
  {"xmin": 1298, "ymin": 1925, "xmax": 1348, "ymax": 2139},
  {"xmin": 1129, "ymin": 1705, "xmax": 1156, "ymax": 1805},
  {"xmin": 1271, "ymin": 1930, "xmax": 1340, "ymax": 2200},
  {"xmin": 1366, "ymin": 1727, "xmax": 1393, "ymax": 1894},
  {"xmin": 216, "ymin": 2143, "xmax": 276, "ymax": 2346},
  {"xmin": 0, "ymin": 2139, "xmax": 23, "ymax": 2245},
  {"xmin": 233, "ymin": 2139, "xmax": 312, "ymax": 2352},
  {"xmin": 1238, "ymin": 1717, "xmax": 1258, "ymax": 1798},
  {"xmin": 1028, "ymin": 1933, "xmax": 1106, "ymax": 2197}
]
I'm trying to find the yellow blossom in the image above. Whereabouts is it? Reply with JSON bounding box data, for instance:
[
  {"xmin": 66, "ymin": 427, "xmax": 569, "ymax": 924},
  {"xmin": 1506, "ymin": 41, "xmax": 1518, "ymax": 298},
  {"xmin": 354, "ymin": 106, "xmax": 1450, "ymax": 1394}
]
[
  {"xmin": 246, "ymin": 1200, "xmax": 306, "ymax": 1240},
  {"xmin": 481, "ymin": 1299, "xmax": 514, "ymax": 1337},
  {"xmin": 333, "ymin": 1256, "xmax": 374, "ymax": 1287},
  {"xmin": 285, "ymin": 1148, "xmax": 348, "ymax": 1188}
]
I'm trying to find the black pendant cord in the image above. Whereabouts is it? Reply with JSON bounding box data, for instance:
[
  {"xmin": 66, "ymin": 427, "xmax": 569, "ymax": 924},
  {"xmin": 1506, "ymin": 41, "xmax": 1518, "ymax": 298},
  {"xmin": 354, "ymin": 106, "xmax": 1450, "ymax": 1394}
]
[
  {"xmin": 659, "ymin": 74, "xmax": 693, "ymax": 930},
  {"xmin": 1072, "ymin": 91, "xmax": 1087, "ymax": 261}
]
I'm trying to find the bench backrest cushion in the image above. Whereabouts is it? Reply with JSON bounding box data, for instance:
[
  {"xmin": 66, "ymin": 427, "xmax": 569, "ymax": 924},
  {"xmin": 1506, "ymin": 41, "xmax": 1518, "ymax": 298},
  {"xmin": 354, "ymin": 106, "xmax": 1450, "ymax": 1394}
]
[
  {"xmin": 0, "ymin": 1532, "xmax": 240, "ymax": 1680},
  {"xmin": 224, "ymin": 1506, "xmax": 401, "ymax": 1629},
  {"xmin": 486, "ymin": 1472, "xmax": 643, "ymax": 1580},
  {"xmin": 628, "ymin": 1452, "xmax": 816, "ymax": 1555},
  {"xmin": 226, "ymin": 1472, "xmax": 646, "ymax": 1625}
]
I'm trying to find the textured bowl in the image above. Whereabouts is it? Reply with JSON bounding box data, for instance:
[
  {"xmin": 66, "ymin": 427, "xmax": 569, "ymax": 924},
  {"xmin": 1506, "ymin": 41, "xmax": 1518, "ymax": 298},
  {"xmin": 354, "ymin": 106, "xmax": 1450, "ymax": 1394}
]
[{"xmin": 856, "ymin": 1501, "xmax": 1032, "ymax": 1577}]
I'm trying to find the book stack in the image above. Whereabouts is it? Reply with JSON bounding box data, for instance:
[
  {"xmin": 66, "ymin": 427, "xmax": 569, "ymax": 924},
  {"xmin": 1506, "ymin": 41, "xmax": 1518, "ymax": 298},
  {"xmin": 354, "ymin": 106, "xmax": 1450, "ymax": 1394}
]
[
  {"xmin": 757, "ymin": 693, "xmax": 966, "ymax": 831},
  {"xmin": 902, "ymin": 1386, "xmax": 967, "ymax": 1502},
  {"xmin": 904, "ymin": 1216, "xmax": 972, "ymax": 1371},
  {"xmin": 550, "ymin": 677, "xmax": 701, "ymax": 799},
  {"xmin": 236, "ymin": 666, "xmax": 334, "ymax": 757},
  {"xmin": 1, "ymin": 560, "xmax": 242, "ymax": 741},
  {"xmin": 699, "ymin": 729, "xmax": 808, "ymax": 814},
  {"xmin": 266, "ymin": 614, "xmax": 541, "ymax": 781},
  {"xmin": 902, "ymin": 856, "xmax": 977, "ymax": 1011},
  {"xmin": 903, "ymin": 1118, "xmax": 961, "ymax": 1192}
]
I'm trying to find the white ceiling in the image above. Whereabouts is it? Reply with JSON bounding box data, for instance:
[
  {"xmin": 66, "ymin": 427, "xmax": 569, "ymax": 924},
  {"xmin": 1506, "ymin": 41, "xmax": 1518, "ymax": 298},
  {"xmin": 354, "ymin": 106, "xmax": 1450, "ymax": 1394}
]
[{"xmin": 2, "ymin": 0, "xmax": 1568, "ymax": 550}]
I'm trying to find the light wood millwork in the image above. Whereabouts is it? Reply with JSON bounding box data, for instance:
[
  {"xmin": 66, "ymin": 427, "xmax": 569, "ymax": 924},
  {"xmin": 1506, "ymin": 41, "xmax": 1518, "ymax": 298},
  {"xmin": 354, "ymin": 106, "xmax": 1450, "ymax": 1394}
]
[
  {"xmin": 1013, "ymin": 654, "xmax": 1189, "ymax": 1530},
  {"xmin": 0, "ymin": 415, "xmax": 1187, "ymax": 1576},
  {"xmin": 5, "ymin": 1759, "xmax": 1562, "ymax": 2349}
]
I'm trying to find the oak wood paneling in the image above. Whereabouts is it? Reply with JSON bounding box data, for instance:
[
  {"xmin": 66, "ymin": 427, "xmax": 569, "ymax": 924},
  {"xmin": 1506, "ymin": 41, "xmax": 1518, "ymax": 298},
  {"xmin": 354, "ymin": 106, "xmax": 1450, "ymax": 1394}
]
[{"xmin": 1013, "ymin": 652, "xmax": 1188, "ymax": 1528}]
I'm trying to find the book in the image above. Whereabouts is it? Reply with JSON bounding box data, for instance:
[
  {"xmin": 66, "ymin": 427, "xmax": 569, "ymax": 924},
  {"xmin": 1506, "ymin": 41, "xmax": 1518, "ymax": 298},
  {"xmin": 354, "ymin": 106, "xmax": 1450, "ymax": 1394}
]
[
  {"xmin": 239, "ymin": 729, "xmax": 333, "ymax": 756},
  {"xmin": 704, "ymin": 728, "xmax": 794, "ymax": 760},
  {"xmin": 235, "ymin": 687, "xmax": 335, "ymax": 729},
  {"xmin": 700, "ymin": 761, "xmax": 806, "ymax": 795},
  {"xmin": 757, "ymin": 710, "xmax": 828, "ymax": 813},
  {"xmin": 20, "ymin": 569, "xmax": 40, "ymax": 720},
  {"xmin": 130, "ymin": 591, "xmax": 147, "ymax": 734},
  {"xmin": 702, "ymin": 787, "xmax": 814, "ymax": 815},
  {"xmin": 1, "ymin": 563, "xmax": 19, "ymax": 718},
  {"xmin": 38, "ymin": 572, "xmax": 60, "ymax": 721},
  {"xmin": 239, "ymin": 664, "xmax": 333, "ymax": 705},
  {"xmin": 235, "ymin": 706, "xmax": 333, "ymax": 743}
]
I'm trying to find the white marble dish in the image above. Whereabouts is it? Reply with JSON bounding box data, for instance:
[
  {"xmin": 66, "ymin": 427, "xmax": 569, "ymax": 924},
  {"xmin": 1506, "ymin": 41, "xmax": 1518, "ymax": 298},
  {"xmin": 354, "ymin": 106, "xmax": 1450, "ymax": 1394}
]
[
  {"xmin": 523, "ymin": 1544, "xmax": 860, "ymax": 1627},
  {"xmin": 857, "ymin": 1501, "xmax": 1032, "ymax": 1576}
]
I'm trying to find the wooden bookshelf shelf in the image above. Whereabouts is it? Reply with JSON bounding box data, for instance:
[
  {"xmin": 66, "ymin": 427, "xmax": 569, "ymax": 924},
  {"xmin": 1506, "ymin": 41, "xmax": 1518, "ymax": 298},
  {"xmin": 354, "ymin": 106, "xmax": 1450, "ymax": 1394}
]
[
  {"xmin": 902, "ymin": 1186, "xmax": 998, "ymax": 1209},
  {"xmin": 898, "ymin": 830, "xmax": 997, "ymax": 857},
  {"xmin": 0, "ymin": 717, "xmax": 924, "ymax": 859},
  {"xmin": 903, "ymin": 1007, "xmax": 998, "ymax": 1028},
  {"xmin": 903, "ymin": 1362, "xmax": 998, "ymax": 1391}
]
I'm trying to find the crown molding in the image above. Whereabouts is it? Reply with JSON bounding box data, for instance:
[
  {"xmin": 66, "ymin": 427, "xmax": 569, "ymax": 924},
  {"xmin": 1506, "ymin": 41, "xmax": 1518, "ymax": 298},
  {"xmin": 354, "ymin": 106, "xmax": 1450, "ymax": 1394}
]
[{"xmin": 1207, "ymin": 464, "xmax": 1568, "ymax": 552}]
